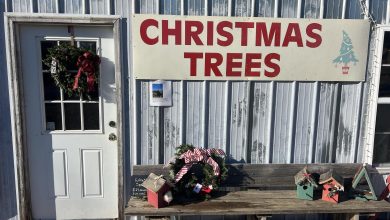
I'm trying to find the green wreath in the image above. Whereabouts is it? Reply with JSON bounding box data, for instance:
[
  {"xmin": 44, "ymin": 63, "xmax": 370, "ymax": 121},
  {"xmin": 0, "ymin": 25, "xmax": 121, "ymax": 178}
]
[
  {"xmin": 168, "ymin": 144, "xmax": 228, "ymax": 200},
  {"xmin": 43, "ymin": 44, "xmax": 100, "ymax": 99}
]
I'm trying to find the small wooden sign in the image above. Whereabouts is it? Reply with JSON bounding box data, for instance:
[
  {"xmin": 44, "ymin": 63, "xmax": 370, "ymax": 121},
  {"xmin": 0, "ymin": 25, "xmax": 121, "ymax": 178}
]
[{"xmin": 130, "ymin": 175, "xmax": 147, "ymax": 198}]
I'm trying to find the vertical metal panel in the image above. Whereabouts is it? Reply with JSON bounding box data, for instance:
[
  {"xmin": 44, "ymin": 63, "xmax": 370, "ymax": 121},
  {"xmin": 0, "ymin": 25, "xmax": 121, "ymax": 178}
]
[
  {"xmin": 250, "ymin": 82, "xmax": 273, "ymax": 164},
  {"xmin": 64, "ymin": 0, "xmax": 84, "ymax": 14},
  {"xmin": 255, "ymin": 0, "xmax": 274, "ymax": 17},
  {"xmin": 324, "ymin": 0, "xmax": 343, "ymax": 18},
  {"xmin": 229, "ymin": 82, "xmax": 250, "ymax": 162},
  {"xmin": 294, "ymin": 83, "xmax": 318, "ymax": 163},
  {"xmin": 210, "ymin": 0, "xmax": 229, "ymax": 16},
  {"xmin": 303, "ymin": 0, "xmax": 321, "ymax": 18},
  {"xmin": 250, "ymin": 0, "xmax": 274, "ymax": 164},
  {"xmin": 234, "ymin": 0, "xmax": 251, "ymax": 16},
  {"xmin": 89, "ymin": 0, "xmax": 110, "ymax": 14},
  {"xmin": 159, "ymin": 0, "xmax": 182, "ymax": 162},
  {"xmin": 314, "ymin": 83, "xmax": 339, "ymax": 163},
  {"xmin": 228, "ymin": 0, "xmax": 251, "ymax": 162},
  {"xmin": 186, "ymin": 0, "xmax": 205, "ymax": 15},
  {"xmin": 292, "ymin": 0, "xmax": 321, "ymax": 164},
  {"xmin": 186, "ymin": 82, "xmax": 205, "ymax": 147},
  {"xmin": 272, "ymin": 82, "xmax": 296, "ymax": 163},
  {"xmin": 37, "ymin": 0, "xmax": 58, "ymax": 13},
  {"xmin": 160, "ymin": 0, "xmax": 181, "ymax": 14},
  {"xmin": 136, "ymin": 0, "xmax": 158, "ymax": 14},
  {"xmin": 12, "ymin": 0, "xmax": 33, "ymax": 12},
  {"xmin": 139, "ymin": 81, "xmax": 160, "ymax": 165},
  {"xmin": 369, "ymin": 0, "xmax": 388, "ymax": 24},
  {"xmin": 345, "ymin": 0, "xmax": 363, "ymax": 19},
  {"xmin": 207, "ymin": 1, "xmax": 230, "ymax": 163},
  {"xmin": 280, "ymin": 0, "xmax": 298, "ymax": 18},
  {"xmin": 163, "ymin": 81, "xmax": 182, "ymax": 162},
  {"xmin": 208, "ymin": 82, "xmax": 228, "ymax": 151},
  {"xmin": 336, "ymin": 83, "xmax": 363, "ymax": 163}
]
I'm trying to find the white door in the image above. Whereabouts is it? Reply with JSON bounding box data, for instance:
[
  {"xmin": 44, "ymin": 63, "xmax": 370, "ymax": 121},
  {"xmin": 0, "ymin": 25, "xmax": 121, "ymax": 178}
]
[{"xmin": 20, "ymin": 24, "xmax": 118, "ymax": 219}]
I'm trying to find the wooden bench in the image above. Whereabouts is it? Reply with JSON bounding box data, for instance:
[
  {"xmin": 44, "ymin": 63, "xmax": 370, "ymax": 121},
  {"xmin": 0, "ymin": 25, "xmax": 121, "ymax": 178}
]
[{"xmin": 125, "ymin": 163, "xmax": 390, "ymax": 218}]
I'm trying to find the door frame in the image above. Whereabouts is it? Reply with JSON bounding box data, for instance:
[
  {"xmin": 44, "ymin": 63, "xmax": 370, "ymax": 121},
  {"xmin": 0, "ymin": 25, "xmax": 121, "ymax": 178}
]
[{"xmin": 5, "ymin": 13, "xmax": 124, "ymax": 220}]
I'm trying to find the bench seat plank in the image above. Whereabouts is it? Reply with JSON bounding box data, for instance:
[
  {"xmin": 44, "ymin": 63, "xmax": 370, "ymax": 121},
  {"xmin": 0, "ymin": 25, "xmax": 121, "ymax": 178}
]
[{"xmin": 125, "ymin": 190, "xmax": 390, "ymax": 216}]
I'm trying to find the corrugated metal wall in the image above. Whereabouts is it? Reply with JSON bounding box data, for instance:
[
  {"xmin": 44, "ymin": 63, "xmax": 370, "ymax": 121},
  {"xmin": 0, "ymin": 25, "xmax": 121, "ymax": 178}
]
[
  {"xmin": 132, "ymin": 0, "xmax": 371, "ymax": 167},
  {"xmin": 1, "ymin": 0, "xmax": 389, "ymax": 219}
]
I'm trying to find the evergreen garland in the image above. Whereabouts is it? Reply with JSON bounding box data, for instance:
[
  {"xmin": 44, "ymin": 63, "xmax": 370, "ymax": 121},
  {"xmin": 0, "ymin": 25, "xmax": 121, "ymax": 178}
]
[
  {"xmin": 168, "ymin": 144, "xmax": 228, "ymax": 200},
  {"xmin": 43, "ymin": 44, "xmax": 100, "ymax": 99}
]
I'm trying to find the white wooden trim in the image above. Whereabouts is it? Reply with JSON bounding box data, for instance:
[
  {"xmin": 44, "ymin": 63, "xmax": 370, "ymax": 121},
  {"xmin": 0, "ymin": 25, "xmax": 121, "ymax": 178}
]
[
  {"xmin": 4, "ymin": 13, "xmax": 123, "ymax": 220},
  {"xmin": 364, "ymin": 27, "xmax": 386, "ymax": 165}
]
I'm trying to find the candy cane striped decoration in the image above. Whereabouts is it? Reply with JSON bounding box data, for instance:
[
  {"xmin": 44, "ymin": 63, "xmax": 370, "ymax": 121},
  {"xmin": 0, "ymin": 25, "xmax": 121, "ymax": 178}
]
[{"xmin": 173, "ymin": 147, "xmax": 226, "ymax": 183}]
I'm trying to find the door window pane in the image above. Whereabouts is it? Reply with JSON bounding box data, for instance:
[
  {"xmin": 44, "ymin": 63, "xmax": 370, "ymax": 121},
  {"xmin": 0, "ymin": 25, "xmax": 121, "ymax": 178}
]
[
  {"xmin": 41, "ymin": 41, "xmax": 57, "ymax": 70},
  {"xmin": 43, "ymin": 72, "xmax": 61, "ymax": 100},
  {"xmin": 255, "ymin": 0, "xmax": 274, "ymax": 17},
  {"xmin": 45, "ymin": 103, "xmax": 62, "ymax": 130},
  {"xmin": 84, "ymin": 103, "xmax": 100, "ymax": 130},
  {"xmin": 64, "ymin": 103, "xmax": 81, "ymax": 130}
]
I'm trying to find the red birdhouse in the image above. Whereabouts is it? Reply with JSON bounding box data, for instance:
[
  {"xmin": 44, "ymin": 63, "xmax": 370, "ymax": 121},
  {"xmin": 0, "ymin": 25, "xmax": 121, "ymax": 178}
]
[
  {"xmin": 142, "ymin": 173, "xmax": 173, "ymax": 208},
  {"xmin": 319, "ymin": 169, "xmax": 344, "ymax": 203}
]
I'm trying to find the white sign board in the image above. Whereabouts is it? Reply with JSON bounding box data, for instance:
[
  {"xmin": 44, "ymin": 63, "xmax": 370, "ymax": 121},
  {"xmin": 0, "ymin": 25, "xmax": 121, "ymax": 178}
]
[
  {"xmin": 132, "ymin": 14, "xmax": 370, "ymax": 81},
  {"xmin": 149, "ymin": 80, "xmax": 172, "ymax": 106}
]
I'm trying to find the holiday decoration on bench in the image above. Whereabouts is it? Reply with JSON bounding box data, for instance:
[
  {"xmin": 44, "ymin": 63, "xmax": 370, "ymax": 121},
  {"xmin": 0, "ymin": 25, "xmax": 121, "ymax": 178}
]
[
  {"xmin": 167, "ymin": 144, "xmax": 228, "ymax": 200},
  {"xmin": 43, "ymin": 43, "xmax": 100, "ymax": 100},
  {"xmin": 379, "ymin": 175, "xmax": 390, "ymax": 201},
  {"xmin": 294, "ymin": 167, "xmax": 319, "ymax": 200},
  {"xmin": 141, "ymin": 173, "xmax": 174, "ymax": 208},
  {"xmin": 319, "ymin": 169, "xmax": 344, "ymax": 203},
  {"xmin": 351, "ymin": 164, "xmax": 378, "ymax": 201}
]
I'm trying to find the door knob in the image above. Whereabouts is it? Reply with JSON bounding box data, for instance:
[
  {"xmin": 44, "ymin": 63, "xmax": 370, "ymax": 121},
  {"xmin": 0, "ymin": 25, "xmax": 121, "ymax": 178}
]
[
  {"xmin": 109, "ymin": 133, "xmax": 117, "ymax": 141},
  {"xmin": 109, "ymin": 121, "xmax": 116, "ymax": 128}
]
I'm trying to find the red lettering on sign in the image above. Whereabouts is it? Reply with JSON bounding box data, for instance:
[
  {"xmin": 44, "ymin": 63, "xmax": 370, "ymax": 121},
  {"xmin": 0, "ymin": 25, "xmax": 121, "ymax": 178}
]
[
  {"xmin": 306, "ymin": 23, "xmax": 322, "ymax": 48},
  {"xmin": 217, "ymin": 21, "xmax": 233, "ymax": 47},
  {"xmin": 282, "ymin": 23, "xmax": 303, "ymax": 47},
  {"xmin": 205, "ymin": 53, "xmax": 223, "ymax": 76},
  {"xmin": 226, "ymin": 53, "xmax": 243, "ymax": 76},
  {"xmin": 162, "ymin": 20, "xmax": 182, "ymax": 45},
  {"xmin": 140, "ymin": 19, "xmax": 159, "ymax": 45},
  {"xmin": 255, "ymin": 22, "xmax": 281, "ymax": 47},
  {"xmin": 236, "ymin": 22, "xmax": 254, "ymax": 46},
  {"xmin": 184, "ymin": 52, "xmax": 203, "ymax": 76},
  {"xmin": 207, "ymin": 21, "xmax": 214, "ymax": 46},
  {"xmin": 264, "ymin": 53, "xmax": 280, "ymax": 77},
  {"xmin": 185, "ymin": 21, "xmax": 204, "ymax": 45},
  {"xmin": 245, "ymin": 53, "xmax": 261, "ymax": 77}
]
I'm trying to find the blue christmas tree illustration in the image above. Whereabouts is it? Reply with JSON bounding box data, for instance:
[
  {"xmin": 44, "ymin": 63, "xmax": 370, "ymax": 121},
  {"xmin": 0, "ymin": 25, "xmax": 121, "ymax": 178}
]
[{"xmin": 333, "ymin": 31, "xmax": 358, "ymax": 66}]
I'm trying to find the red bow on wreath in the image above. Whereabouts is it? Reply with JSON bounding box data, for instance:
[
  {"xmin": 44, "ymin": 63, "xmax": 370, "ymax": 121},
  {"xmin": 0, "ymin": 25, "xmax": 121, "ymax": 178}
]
[
  {"xmin": 174, "ymin": 148, "xmax": 225, "ymax": 183},
  {"xmin": 73, "ymin": 51, "xmax": 100, "ymax": 92}
]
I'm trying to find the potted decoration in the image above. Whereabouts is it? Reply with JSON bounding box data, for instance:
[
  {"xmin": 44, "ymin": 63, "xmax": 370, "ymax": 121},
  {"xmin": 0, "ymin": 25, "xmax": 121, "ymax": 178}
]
[
  {"xmin": 43, "ymin": 43, "xmax": 100, "ymax": 99},
  {"xmin": 167, "ymin": 144, "xmax": 228, "ymax": 200}
]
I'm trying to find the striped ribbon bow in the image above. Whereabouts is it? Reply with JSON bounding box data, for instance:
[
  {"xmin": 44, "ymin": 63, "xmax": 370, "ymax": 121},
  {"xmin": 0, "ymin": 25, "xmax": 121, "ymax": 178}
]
[{"xmin": 174, "ymin": 148, "xmax": 225, "ymax": 183}]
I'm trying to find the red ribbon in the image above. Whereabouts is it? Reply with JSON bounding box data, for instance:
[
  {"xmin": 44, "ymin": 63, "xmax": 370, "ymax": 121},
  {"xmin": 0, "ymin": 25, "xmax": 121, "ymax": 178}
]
[
  {"xmin": 174, "ymin": 148, "xmax": 225, "ymax": 183},
  {"xmin": 73, "ymin": 51, "xmax": 100, "ymax": 92}
]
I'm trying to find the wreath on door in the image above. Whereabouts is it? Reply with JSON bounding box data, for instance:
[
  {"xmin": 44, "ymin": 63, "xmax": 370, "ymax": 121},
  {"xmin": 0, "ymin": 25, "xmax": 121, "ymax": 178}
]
[{"xmin": 43, "ymin": 44, "xmax": 101, "ymax": 99}]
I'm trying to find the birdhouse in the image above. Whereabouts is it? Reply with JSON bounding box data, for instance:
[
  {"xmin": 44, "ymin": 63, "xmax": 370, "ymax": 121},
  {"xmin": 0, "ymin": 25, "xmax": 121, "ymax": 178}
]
[
  {"xmin": 294, "ymin": 167, "xmax": 319, "ymax": 200},
  {"xmin": 142, "ymin": 173, "xmax": 173, "ymax": 208},
  {"xmin": 319, "ymin": 169, "xmax": 344, "ymax": 203},
  {"xmin": 351, "ymin": 164, "xmax": 378, "ymax": 201}
]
